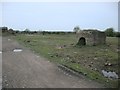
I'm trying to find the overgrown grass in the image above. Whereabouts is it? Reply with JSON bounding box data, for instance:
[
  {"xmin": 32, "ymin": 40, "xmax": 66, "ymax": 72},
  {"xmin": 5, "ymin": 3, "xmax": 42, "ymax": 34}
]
[{"xmin": 13, "ymin": 34, "xmax": 119, "ymax": 88}]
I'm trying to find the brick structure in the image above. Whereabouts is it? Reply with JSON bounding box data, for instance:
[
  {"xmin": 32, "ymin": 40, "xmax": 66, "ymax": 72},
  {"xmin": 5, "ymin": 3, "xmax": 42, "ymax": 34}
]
[{"xmin": 76, "ymin": 30, "xmax": 106, "ymax": 46}]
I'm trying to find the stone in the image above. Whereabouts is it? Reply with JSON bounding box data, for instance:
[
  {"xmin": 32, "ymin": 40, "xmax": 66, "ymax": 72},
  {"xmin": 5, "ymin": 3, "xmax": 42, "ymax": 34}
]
[
  {"xmin": 104, "ymin": 62, "xmax": 112, "ymax": 66},
  {"xmin": 104, "ymin": 62, "xmax": 108, "ymax": 66},
  {"xmin": 50, "ymin": 55, "xmax": 54, "ymax": 57},
  {"xmin": 6, "ymin": 84, "xmax": 8, "ymax": 86},
  {"xmin": 91, "ymin": 62, "xmax": 93, "ymax": 64},
  {"xmin": 48, "ymin": 53, "xmax": 51, "ymax": 55},
  {"xmin": 94, "ymin": 58, "xmax": 97, "ymax": 60},
  {"xmin": 105, "ymin": 49, "xmax": 108, "ymax": 51},
  {"xmin": 94, "ymin": 68, "xmax": 97, "ymax": 71},
  {"xmin": 8, "ymin": 39, "xmax": 11, "ymax": 41},
  {"xmin": 88, "ymin": 64, "xmax": 92, "ymax": 67},
  {"xmin": 102, "ymin": 70, "xmax": 119, "ymax": 79},
  {"xmin": 108, "ymin": 63, "xmax": 112, "ymax": 66},
  {"xmin": 102, "ymin": 70, "xmax": 108, "ymax": 77},
  {"xmin": 77, "ymin": 61, "xmax": 80, "ymax": 63},
  {"xmin": 56, "ymin": 46, "xmax": 62, "ymax": 49},
  {"xmin": 106, "ymin": 80, "xmax": 109, "ymax": 83},
  {"xmin": 84, "ymin": 73, "xmax": 87, "ymax": 76},
  {"xmin": 73, "ymin": 52, "xmax": 77, "ymax": 54}
]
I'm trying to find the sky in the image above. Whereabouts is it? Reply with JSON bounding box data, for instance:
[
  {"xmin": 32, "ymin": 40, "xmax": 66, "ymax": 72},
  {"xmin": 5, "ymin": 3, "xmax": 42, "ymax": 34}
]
[{"xmin": 1, "ymin": 2, "xmax": 118, "ymax": 31}]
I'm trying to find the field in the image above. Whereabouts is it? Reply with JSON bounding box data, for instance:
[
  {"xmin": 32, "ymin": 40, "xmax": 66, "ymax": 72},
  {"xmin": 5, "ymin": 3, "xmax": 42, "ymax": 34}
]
[{"xmin": 13, "ymin": 33, "xmax": 119, "ymax": 88}]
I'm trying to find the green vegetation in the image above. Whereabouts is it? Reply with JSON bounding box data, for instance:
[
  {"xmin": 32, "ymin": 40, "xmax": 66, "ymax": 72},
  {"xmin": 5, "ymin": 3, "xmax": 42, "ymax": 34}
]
[
  {"xmin": 73, "ymin": 26, "xmax": 81, "ymax": 33},
  {"xmin": 1, "ymin": 26, "xmax": 119, "ymax": 87},
  {"xmin": 105, "ymin": 27, "xmax": 120, "ymax": 37},
  {"xmin": 13, "ymin": 34, "xmax": 119, "ymax": 88},
  {"xmin": 2, "ymin": 26, "xmax": 120, "ymax": 37}
]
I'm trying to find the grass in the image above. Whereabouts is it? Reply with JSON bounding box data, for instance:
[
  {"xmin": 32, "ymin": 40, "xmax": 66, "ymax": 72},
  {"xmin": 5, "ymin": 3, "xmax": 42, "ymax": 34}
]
[{"xmin": 13, "ymin": 34, "xmax": 119, "ymax": 88}]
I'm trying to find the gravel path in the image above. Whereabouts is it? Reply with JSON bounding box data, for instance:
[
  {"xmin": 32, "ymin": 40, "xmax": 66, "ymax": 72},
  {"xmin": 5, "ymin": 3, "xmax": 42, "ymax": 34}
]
[
  {"xmin": 2, "ymin": 36, "xmax": 104, "ymax": 88},
  {"xmin": 0, "ymin": 36, "xmax": 2, "ymax": 89}
]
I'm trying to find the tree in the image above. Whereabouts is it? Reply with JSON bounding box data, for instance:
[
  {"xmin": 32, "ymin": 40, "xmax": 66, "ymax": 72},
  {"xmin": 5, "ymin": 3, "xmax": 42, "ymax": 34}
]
[
  {"xmin": 2, "ymin": 27, "xmax": 8, "ymax": 33},
  {"xmin": 24, "ymin": 28, "xmax": 30, "ymax": 34},
  {"xmin": 105, "ymin": 28, "xmax": 114, "ymax": 37},
  {"xmin": 73, "ymin": 26, "xmax": 81, "ymax": 33},
  {"xmin": 115, "ymin": 32, "xmax": 120, "ymax": 37},
  {"xmin": 15, "ymin": 30, "xmax": 20, "ymax": 34},
  {"xmin": 9, "ymin": 28, "xmax": 15, "ymax": 34}
]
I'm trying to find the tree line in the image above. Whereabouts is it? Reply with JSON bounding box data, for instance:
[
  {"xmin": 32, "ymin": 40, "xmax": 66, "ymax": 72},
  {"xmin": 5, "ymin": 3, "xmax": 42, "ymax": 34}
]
[
  {"xmin": 73, "ymin": 26, "xmax": 120, "ymax": 37},
  {"xmin": 1, "ymin": 27, "xmax": 75, "ymax": 35},
  {"xmin": 1, "ymin": 26, "xmax": 120, "ymax": 37},
  {"xmin": 104, "ymin": 28, "xmax": 120, "ymax": 37}
]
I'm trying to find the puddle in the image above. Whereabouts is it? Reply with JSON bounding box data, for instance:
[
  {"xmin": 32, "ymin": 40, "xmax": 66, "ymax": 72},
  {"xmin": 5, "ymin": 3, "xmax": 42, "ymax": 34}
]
[
  {"xmin": 102, "ymin": 70, "xmax": 119, "ymax": 79},
  {"xmin": 13, "ymin": 49, "xmax": 23, "ymax": 52}
]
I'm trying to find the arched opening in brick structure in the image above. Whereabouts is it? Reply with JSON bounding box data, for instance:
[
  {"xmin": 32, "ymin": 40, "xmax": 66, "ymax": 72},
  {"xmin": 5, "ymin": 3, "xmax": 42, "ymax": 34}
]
[{"xmin": 77, "ymin": 37, "xmax": 86, "ymax": 45}]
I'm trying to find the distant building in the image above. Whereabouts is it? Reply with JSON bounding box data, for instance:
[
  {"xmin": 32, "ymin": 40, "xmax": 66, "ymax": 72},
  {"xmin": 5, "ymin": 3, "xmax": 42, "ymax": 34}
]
[{"xmin": 76, "ymin": 30, "xmax": 106, "ymax": 46}]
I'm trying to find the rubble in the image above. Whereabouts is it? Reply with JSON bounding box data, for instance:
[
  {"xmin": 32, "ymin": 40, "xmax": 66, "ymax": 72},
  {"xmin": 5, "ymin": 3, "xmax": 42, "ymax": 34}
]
[{"xmin": 102, "ymin": 70, "xmax": 118, "ymax": 79}]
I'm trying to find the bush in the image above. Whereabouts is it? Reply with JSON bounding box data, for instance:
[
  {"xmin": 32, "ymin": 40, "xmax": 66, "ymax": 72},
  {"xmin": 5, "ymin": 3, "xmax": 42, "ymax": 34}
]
[
  {"xmin": 115, "ymin": 32, "xmax": 120, "ymax": 37},
  {"xmin": 2, "ymin": 27, "xmax": 8, "ymax": 33},
  {"xmin": 105, "ymin": 28, "xmax": 114, "ymax": 37}
]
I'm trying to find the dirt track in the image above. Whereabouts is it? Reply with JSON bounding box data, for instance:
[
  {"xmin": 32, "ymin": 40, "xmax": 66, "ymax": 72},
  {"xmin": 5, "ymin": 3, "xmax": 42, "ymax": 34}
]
[
  {"xmin": 2, "ymin": 36, "xmax": 104, "ymax": 88},
  {"xmin": 0, "ymin": 36, "xmax": 2, "ymax": 89}
]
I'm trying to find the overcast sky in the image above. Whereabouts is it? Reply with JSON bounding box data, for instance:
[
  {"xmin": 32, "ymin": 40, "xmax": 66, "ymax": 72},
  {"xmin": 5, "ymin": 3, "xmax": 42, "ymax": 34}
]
[{"xmin": 1, "ymin": 2, "xmax": 118, "ymax": 31}]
